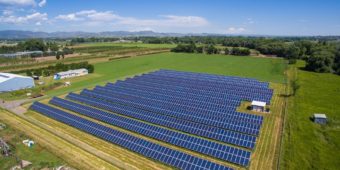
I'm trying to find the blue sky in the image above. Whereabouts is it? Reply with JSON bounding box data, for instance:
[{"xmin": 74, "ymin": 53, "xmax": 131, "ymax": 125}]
[{"xmin": 0, "ymin": 0, "xmax": 339, "ymax": 35}]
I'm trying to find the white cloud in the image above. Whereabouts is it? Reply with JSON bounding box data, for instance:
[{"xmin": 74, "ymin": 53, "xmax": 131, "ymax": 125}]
[
  {"xmin": 56, "ymin": 13, "xmax": 82, "ymax": 21},
  {"xmin": 87, "ymin": 11, "xmax": 121, "ymax": 21},
  {"xmin": 55, "ymin": 10, "xmax": 209, "ymax": 28},
  {"xmin": 0, "ymin": 12, "xmax": 47, "ymax": 24},
  {"xmin": 225, "ymin": 27, "xmax": 246, "ymax": 34},
  {"xmin": 38, "ymin": 0, "xmax": 46, "ymax": 7},
  {"xmin": 2, "ymin": 10, "xmax": 13, "ymax": 15},
  {"xmin": 0, "ymin": 0, "xmax": 36, "ymax": 6}
]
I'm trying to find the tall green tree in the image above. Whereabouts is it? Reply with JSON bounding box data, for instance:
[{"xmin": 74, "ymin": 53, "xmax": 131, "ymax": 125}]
[{"xmin": 306, "ymin": 50, "xmax": 335, "ymax": 73}]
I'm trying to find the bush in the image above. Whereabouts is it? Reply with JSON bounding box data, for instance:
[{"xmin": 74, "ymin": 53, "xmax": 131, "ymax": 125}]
[
  {"xmin": 288, "ymin": 58, "xmax": 297, "ymax": 64},
  {"xmin": 231, "ymin": 47, "xmax": 251, "ymax": 56},
  {"xmin": 171, "ymin": 44, "xmax": 197, "ymax": 53},
  {"xmin": 206, "ymin": 45, "xmax": 219, "ymax": 54},
  {"xmin": 11, "ymin": 62, "xmax": 94, "ymax": 77}
]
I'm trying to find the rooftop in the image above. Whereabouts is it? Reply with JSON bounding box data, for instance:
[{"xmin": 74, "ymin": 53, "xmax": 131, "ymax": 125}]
[
  {"xmin": 251, "ymin": 101, "xmax": 266, "ymax": 107},
  {"xmin": 56, "ymin": 68, "xmax": 88, "ymax": 76},
  {"xmin": 314, "ymin": 114, "xmax": 327, "ymax": 119},
  {"xmin": 0, "ymin": 73, "xmax": 30, "ymax": 83}
]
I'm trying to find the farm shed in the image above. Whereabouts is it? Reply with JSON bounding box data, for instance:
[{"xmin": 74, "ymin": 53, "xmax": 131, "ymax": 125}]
[
  {"xmin": 0, "ymin": 73, "xmax": 35, "ymax": 92},
  {"xmin": 313, "ymin": 114, "xmax": 327, "ymax": 124},
  {"xmin": 54, "ymin": 68, "xmax": 88, "ymax": 80},
  {"xmin": 251, "ymin": 101, "xmax": 266, "ymax": 112},
  {"xmin": 0, "ymin": 51, "xmax": 43, "ymax": 58}
]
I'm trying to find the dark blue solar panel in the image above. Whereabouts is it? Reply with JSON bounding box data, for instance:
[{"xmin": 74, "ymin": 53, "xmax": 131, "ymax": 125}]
[
  {"xmin": 30, "ymin": 102, "xmax": 233, "ymax": 170},
  {"xmin": 66, "ymin": 93, "xmax": 256, "ymax": 149},
  {"xmin": 80, "ymin": 89, "xmax": 261, "ymax": 136},
  {"xmin": 49, "ymin": 97, "xmax": 251, "ymax": 166}
]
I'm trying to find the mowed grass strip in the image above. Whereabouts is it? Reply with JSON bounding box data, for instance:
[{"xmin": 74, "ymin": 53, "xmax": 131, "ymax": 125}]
[
  {"xmin": 237, "ymin": 83, "xmax": 286, "ymax": 170},
  {"xmin": 0, "ymin": 109, "xmax": 119, "ymax": 170},
  {"xmin": 282, "ymin": 61, "xmax": 340, "ymax": 169}
]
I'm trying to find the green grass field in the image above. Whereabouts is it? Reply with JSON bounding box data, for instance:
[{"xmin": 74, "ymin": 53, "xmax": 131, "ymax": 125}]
[
  {"xmin": 45, "ymin": 52, "xmax": 286, "ymax": 98},
  {"xmin": 282, "ymin": 61, "xmax": 340, "ymax": 169},
  {"xmin": 0, "ymin": 118, "xmax": 64, "ymax": 169}
]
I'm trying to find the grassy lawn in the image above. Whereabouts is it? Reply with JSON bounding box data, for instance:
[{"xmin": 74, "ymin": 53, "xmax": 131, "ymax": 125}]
[
  {"xmin": 0, "ymin": 116, "xmax": 64, "ymax": 169},
  {"xmin": 282, "ymin": 61, "xmax": 340, "ymax": 169},
  {"xmin": 45, "ymin": 52, "xmax": 286, "ymax": 98}
]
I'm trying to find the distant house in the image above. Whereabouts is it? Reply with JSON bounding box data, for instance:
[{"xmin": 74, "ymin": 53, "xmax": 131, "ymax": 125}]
[
  {"xmin": 54, "ymin": 68, "xmax": 88, "ymax": 80},
  {"xmin": 251, "ymin": 101, "xmax": 266, "ymax": 112},
  {"xmin": 313, "ymin": 114, "xmax": 327, "ymax": 124},
  {"xmin": 0, "ymin": 73, "xmax": 35, "ymax": 92}
]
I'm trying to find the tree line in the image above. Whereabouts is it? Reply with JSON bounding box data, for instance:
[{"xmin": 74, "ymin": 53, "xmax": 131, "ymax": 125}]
[
  {"xmin": 171, "ymin": 43, "xmax": 250, "ymax": 56},
  {"xmin": 0, "ymin": 39, "xmax": 74, "ymax": 59},
  {"xmin": 11, "ymin": 61, "xmax": 94, "ymax": 77}
]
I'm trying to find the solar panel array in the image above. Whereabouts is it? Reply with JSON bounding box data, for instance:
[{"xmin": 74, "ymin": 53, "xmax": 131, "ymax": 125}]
[
  {"xmin": 30, "ymin": 102, "xmax": 232, "ymax": 170},
  {"xmin": 30, "ymin": 69, "xmax": 273, "ymax": 169},
  {"xmin": 50, "ymin": 97, "xmax": 251, "ymax": 166}
]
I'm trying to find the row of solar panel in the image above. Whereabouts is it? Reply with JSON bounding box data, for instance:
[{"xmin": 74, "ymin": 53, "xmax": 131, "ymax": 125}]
[
  {"xmin": 109, "ymin": 81, "xmax": 241, "ymax": 107},
  {"xmin": 30, "ymin": 102, "xmax": 233, "ymax": 170},
  {"xmin": 124, "ymin": 76, "xmax": 272, "ymax": 103},
  {"xmin": 50, "ymin": 97, "xmax": 251, "ymax": 166},
  {"xmin": 94, "ymin": 86, "xmax": 263, "ymax": 128},
  {"xmin": 149, "ymin": 71, "xmax": 269, "ymax": 90},
  {"xmin": 117, "ymin": 78, "xmax": 271, "ymax": 104},
  {"xmin": 101, "ymin": 84, "xmax": 263, "ymax": 125},
  {"xmin": 132, "ymin": 75, "xmax": 273, "ymax": 102},
  {"xmin": 137, "ymin": 73, "xmax": 272, "ymax": 94},
  {"xmin": 80, "ymin": 89, "xmax": 261, "ymax": 136},
  {"xmin": 106, "ymin": 81, "xmax": 264, "ymax": 121},
  {"xmin": 108, "ymin": 82, "xmax": 241, "ymax": 108},
  {"xmin": 66, "ymin": 93, "xmax": 257, "ymax": 149},
  {"xmin": 153, "ymin": 70, "xmax": 269, "ymax": 87},
  {"xmin": 96, "ymin": 86, "xmax": 243, "ymax": 119}
]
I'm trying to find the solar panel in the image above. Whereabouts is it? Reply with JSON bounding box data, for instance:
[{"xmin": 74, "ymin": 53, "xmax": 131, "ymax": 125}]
[
  {"xmin": 66, "ymin": 93, "xmax": 257, "ymax": 149},
  {"xmin": 29, "ymin": 69, "xmax": 274, "ymax": 169},
  {"xmin": 30, "ymin": 102, "xmax": 233, "ymax": 170},
  {"xmin": 80, "ymin": 89, "xmax": 261, "ymax": 136},
  {"xmin": 50, "ymin": 97, "xmax": 251, "ymax": 166},
  {"xmin": 101, "ymin": 84, "xmax": 263, "ymax": 125}
]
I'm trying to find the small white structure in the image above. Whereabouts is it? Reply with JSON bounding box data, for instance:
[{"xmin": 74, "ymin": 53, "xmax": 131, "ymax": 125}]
[
  {"xmin": 251, "ymin": 101, "xmax": 266, "ymax": 112},
  {"xmin": 64, "ymin": 81, "xmax": 71, "ymax": 86},
  {"xmin": 313, "ymin": 114, "xmax": 327, "ymax": 124},
  {"xmin": 0, "ymin": 73, "xmax": 35, "ymax": 92},
  {"xmin": 54, "ymin": 68, "xmax": 88, "ymax": 80},
  {"xmin": 22, "ymin": 139, "xmax": 35, "ymax": 147}
]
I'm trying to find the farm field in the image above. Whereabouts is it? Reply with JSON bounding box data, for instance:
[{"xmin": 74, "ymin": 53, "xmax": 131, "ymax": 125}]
[
  {"xmin": 19, "ymin": 52, "xmax": 287, "ymax": 169},
  {"xmin": 0, "ymin": 43, "xmax": 170, "ymax": 72},
  {"xmin": 72, "ymin": 42, "xmax": 177, "ymax": 49},
  {"xmin": 281, "ymin": 61, "xmax": 340, "ymax": 169},
  {"xmin": 0, "ymin": 113, "xmax": 65, "ymax": 169}
]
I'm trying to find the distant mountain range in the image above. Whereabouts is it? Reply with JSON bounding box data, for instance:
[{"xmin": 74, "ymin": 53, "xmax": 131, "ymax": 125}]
[
  {"xmin": 0, "ymin": 30, "xmax": 225, "ymax": 39},
  {"xmin": 1, "ymin": 30, "xmax": 339, "ymax": 39}
]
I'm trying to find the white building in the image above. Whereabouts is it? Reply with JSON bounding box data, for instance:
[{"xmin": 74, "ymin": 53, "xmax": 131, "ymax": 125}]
[
  {"xmin": 251, "ymin": 100, "xmax": 267, "ymax": 112},
  {"xmin": 0, "ymin": 73, "xmax": 35, "ymax": 92},
  {"xmin": 54, "ymin": 68, "xmax": 88, "ymax": 80},
  {"xmin": 313, "ymin": 113, "xmax": 327, "ymax": 124}
]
